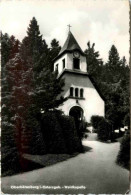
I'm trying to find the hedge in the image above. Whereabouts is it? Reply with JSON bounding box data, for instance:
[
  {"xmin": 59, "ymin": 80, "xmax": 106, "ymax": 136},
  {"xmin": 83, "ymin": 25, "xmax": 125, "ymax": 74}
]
[
  {"xmin": 41, "ymin": 111, "xmax": 67, "ymax": 154},
  {"xmin": 116, "ymin": 133, "xmax": 130, "ymax": 170},
  {"xmin": 91, "ymin": 115, "xmax": 104, "ymax": 132},
  {"xmin": 2, "ymin": 110, "xmax": 83, "ymax": 176},
  {"xmin": 56, "ymin": 112, "xmax": 83, "ymax": 153},
  {"xmin": 91, "ymin": 115, "xmax": 112, "ymax": 141},
  {"xmin": 41, "ymin": 111, "xmax": 83, "ymax": 154},
  {"xmin": 1, "ymin": 123, "xmax": 21, "ymax": 177},
  {"xmin": 97, "ymin": 118, "xmax": 111, "ymax": 141}
]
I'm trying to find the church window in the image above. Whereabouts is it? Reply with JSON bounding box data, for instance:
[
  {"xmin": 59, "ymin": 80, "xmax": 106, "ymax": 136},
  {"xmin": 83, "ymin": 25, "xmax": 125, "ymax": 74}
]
[
  {"xmin": 75, "ymin": 88, "xmax": 79, "ymax": 97},
  {"xmin": 62, "ymin": 58, "xmax": 65, "ymax": 69},
  {"xmin": 73, "ymin": 58, "xmax": 80, "ymax": 69},
  {"xmin": 56, "ymin": 64, "xmax": 58, "ymax": 71},
  {"xmin": 80, "ymin": 88, "xmax": 84, "ymax": 98},
  {"xmin": 70, "ymin": 87, "xmax": 74, "ymax": 96}
]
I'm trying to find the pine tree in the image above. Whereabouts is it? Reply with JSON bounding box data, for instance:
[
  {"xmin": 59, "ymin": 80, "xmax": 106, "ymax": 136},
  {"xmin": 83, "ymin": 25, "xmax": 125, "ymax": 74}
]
[
  {"xmin": 85, "ymin": 41, "xmax": 103, "ymax": 81},
  {"xmin": 106, "ymin": 45, "xmax": 122, "ymax": 83},
  {"xmin": 47, "ymin": 39, "xmax": 61, "ymax": 71},
  {"xmin": 20, "ymin": 17, "xmax": 48, "ymax": 73},
  {"xmin": 34, "ymin": 69, "xmax": 66, "ymax": 112},
  {"xmin": 20, "ymin": 17, "xmax": 66, "ymax": 112},
  {"xmin": 1, "ymin": 35, "xmax": 21, "ymax": 176},
  {"xmin": 105, "ymin": 51, "xmax": 130, "ymax": 128},
  {"xmin": 19, "ymin": 18, "xmax": 66, "ymax": 154},
  {"xmin": 1, "ymin": 33, "xmax": 10, "ymax": 67}
]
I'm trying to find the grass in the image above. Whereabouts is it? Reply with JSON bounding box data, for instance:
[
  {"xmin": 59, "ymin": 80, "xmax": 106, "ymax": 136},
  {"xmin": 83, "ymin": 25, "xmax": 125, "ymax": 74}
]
[
  {"xmin": 2, "ymin": 143, "xmax": 91, "ymax": 177},
  {"xmin": 23, "ymin": 153, "xmax": 78, "ymax": 167}
]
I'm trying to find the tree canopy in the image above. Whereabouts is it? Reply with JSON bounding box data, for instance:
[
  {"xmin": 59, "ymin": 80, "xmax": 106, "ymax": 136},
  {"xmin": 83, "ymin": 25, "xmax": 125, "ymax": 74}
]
[{"xmin": 85, "ymin": 42, "xmax": 130, "ymax": 129}]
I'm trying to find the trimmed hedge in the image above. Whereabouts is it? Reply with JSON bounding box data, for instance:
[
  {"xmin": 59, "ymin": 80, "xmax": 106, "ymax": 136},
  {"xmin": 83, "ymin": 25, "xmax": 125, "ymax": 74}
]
[
  {"xmin": 91, "ymin": 115, "xmax": 103, "ymax": 132},
  {"xmin": 2, "ymin": 110, "xmax": 83, "ymax": 176},
  {"xmin": 25, "ymin": 119, "xmax": 46, "ymax": 155},
  {"xmin": 91, "ymin": 115, "xmax": 112, "ymax": 141},
  {"xmin": 41, "ymin": 111, "xmax": 83, "ymax": 154},
  {"xmin": 97, "ymin": 118, "xmax": 111, "ymax": 141},
  {"xmin": 116, "ymin": 133, "xmax": 130, "ymax": 170},
  {"xmin": 56, "ymin": 112, "xmax": 83, "ymax": 153},
  {"xmin": 23, "ymin": 106, "xmax": 46, "ymax": 155},
  {"xmin": 41, "ymin": 111, "xmax": 67, "ymax": 154}
]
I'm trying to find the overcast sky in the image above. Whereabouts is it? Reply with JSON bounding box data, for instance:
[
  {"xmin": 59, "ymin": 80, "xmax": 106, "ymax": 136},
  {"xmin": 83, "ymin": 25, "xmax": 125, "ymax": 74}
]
[{"xmin": 0, "ymin": 0, "xmax": 129, "ymax": 63}]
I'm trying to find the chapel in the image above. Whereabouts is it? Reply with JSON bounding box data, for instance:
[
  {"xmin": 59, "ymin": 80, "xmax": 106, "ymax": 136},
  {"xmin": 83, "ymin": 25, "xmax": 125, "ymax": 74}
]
[{"xmin": 53, "ymin": 30, "xmax": 105, "ymax": 123}]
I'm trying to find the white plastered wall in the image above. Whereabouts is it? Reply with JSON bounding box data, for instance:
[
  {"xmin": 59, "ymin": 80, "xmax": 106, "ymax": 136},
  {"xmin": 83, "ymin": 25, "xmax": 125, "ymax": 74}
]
[
  {"xmin": 54, "ymin": 54, "xmax": 68, "ymax": 74},
  {"xmin": 58, "ymin": 73, "xmax": 105, "ymax": 123},
  {"xmin": 54, "ymin": 53, "xmax": 87, "ymax": 74}
]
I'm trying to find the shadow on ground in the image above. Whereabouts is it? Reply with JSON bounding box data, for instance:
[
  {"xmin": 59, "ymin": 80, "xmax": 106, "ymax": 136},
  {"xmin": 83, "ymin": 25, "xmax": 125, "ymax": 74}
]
[
  {"xmin": 23, "ymin": 152, "xmax": 79, "ymax": 168},
  {"xmin": 82, "ymin": 145, "xmax": 92, "ymax": 153},
  {"xmin": 21, "ymin": 144, "xmax": 92, "ymax": 174},
  {"xmin": 2, "ymin": 143, "xmax": 92, "ymax": 177}
]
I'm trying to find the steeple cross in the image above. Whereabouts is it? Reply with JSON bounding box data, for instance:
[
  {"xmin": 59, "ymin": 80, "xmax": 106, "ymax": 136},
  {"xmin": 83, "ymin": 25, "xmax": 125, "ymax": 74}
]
[{"xmin": 67, "ymin": 24, "xmax": 72, "ymax": 32}]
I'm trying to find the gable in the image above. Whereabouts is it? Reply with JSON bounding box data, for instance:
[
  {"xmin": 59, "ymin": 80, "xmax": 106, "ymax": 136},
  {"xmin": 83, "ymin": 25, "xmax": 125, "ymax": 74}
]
[{"xmin": 59, "ymin": 70, "xmax": 105, "ymax": 101}]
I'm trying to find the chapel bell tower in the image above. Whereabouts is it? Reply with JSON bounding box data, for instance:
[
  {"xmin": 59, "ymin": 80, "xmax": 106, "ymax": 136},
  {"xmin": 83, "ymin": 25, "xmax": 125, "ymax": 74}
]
[{"xmin": 53, "ymin": 30, "xmax": 87, "ymax": 75}]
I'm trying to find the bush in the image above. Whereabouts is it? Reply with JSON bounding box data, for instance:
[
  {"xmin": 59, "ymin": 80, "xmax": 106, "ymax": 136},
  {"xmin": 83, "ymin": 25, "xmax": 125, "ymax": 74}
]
[
  {"xmin": 41, "ymin": 111, "xmax": 67, "ymax": 154},
  {"xmin": 91, "ymin": 115, "xmax": 104, "ymax": 132},
  {"xmin": 41, "ymin": 111, "xmax": 83, "ymax": 154},
  {"xmin": 123, "ymin": 113, "xmax": 130, "ymax": 127},
  {"xmin": 56, "ymin": 113, "xmax": 83, "ymax": 153},
  {"xmin": 97, "ymin": 117, "xmax": 112, "ymax": 141},
  {"xmin": 24, "ymin": 108, "xmax": 46, "ymax": 155},
  {"xmin": 1, "ymin": 146, "xmax": 20, "ymax": 177},
  {"xmin": 79, "ymin": 121, "xmax": 88, "ymax": 133},
  {"xmin": 2, "ymin": 110, "xmax": 83, "ymax": 176},
  {"xmin": 116, "ymin": 133, "xmax": 130, "ymax": 170},
  {"xmin": 1, "ymin": 123, "xmax": 21, "ymax": 177}
]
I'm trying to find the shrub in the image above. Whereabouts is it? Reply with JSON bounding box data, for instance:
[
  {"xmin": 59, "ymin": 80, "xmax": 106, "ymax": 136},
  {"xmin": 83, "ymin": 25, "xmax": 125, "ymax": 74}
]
[
  {"xmin": 24, "ymin": 108, "xmax": 46, "ymax": 155},
  {"xmin": 56, "ymin": 113, "xmax": 83, "ymax": 153},
  {"xmin": 41, "ymin": 111, "xmax": 83, "ymax": 154},
  {"xmin": 41, "ymin": 111, "xmax": 67, "ymax": 154},
  {"xmin": 1, "ymin": 123, "xmax": 21, "ymax": 177},
  {"xmin": 123, "ymin": 113, "xmax": 130, "ymax": 127},
  {"xmin": 91, "ymin": 115, "xmax": 103, "ymax": 132},
  {"xmin": 97, "ymin": 117, "xmax": 112, "ymax": 141},
  {"xmin": 79, "ymin": 120, "xmax": 88, "ymax": 133},
  {"xmin": 116, "ymin": 133, "xmax": 130, "ymax": 170}
]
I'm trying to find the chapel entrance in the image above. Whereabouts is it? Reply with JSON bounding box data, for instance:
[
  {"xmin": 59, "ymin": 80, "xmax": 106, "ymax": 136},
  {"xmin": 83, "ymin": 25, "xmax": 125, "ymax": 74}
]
[{"xmin": 69, "ymin": 106, "xmax": 84, "ymax": 131}]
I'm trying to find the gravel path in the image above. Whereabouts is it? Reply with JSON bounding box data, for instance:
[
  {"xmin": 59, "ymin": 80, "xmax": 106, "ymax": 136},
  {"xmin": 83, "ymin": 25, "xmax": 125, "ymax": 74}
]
[{"xmin": 2, "ymin": 133, "xmax": 129, "ymax": 194}]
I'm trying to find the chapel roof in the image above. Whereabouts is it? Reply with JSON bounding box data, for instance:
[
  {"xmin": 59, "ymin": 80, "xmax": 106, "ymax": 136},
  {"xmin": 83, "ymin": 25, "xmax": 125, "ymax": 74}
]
[
  {"xmin": 54, "ymin": 31, "xmax": 85, "ymax": 61},
  {"xmin": 59, "ymin": 31, "xmax": 84, "ymax": 55}
]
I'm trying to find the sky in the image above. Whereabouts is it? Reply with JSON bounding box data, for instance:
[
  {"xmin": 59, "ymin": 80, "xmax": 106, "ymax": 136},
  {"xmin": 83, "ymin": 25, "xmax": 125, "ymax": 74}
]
[{"xmin": 0, "ymin": 0, "xmax": 129, "ymax": 63}]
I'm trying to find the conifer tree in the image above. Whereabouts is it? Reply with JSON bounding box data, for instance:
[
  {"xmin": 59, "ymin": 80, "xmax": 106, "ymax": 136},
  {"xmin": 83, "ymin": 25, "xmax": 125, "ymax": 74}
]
[
  {"xmin": 105, "ymin": 46, "xmax": 130, "ymax": 128},
  {"xmin": 1, "ymin": 33, "xmax": 10, "ymax": 67},
  {"xmin": 18, "ymin": 18, "xmax": 66, "ymax": 154},
  {"xmin": 85, "ymin": 41, "xmax": 103, "ymax": 82},
  {"xmin": 20, "ymin": 17, "xmax": 66, "ymax": 113},
  {"xmin": 34, "ymin": 69, "xmax": 66, "ymax": 112},
  {"xmin": 47, "ymin": 39, "xmax": 61, "ymax": 71},
  {"xmin": 1, "ymin": 35, "xmax": 21, "ymax": 176},
  {"xmin": 106, "ymin": 45, "xmax": 121, "ymax": 83},
  {"xmin": 20, "ymin": 17, "xmax": 48, "ymax": 73}
]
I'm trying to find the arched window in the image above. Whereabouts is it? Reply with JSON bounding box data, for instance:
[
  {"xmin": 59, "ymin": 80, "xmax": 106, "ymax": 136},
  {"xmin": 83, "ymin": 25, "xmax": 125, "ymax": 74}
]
[
  {"xmin": 70, "ymin": 87, "xmax": 74, "ymax": 96},
  {"xmin": 80, "ymin": 88, "xmax": 84, "ymax": 98},
  {"xmin": 75, "ymin": 88, "xmax": 79, "ymax": 97}
]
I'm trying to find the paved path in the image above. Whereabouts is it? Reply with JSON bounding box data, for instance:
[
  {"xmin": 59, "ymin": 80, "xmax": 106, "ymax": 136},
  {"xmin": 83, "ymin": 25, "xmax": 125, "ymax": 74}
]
[{"xmin": 2, "ymin": 133, "xmax": 129, "ymax": 194}]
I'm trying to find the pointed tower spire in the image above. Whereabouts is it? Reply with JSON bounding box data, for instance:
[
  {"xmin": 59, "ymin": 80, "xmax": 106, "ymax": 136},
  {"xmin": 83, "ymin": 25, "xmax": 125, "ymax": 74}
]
[
  {"xmin": 53, "ymin": 30, "xmax": 86, "ymax": 62},
  {"xmin": 59, "ymin": 31, "xmax": 84, "ymax": 56}
]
